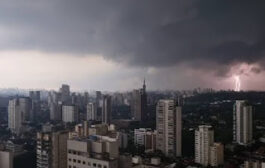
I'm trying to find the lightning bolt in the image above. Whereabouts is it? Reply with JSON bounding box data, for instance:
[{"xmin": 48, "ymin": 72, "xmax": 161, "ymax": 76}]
[{"xmin": 234, "ymin": 75, "xmax": 241, "ymax": 92}]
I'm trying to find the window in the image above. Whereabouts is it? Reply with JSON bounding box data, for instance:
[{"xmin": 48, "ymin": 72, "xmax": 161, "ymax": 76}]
[{"xmin": 83, "ymin": 161, "xmax": 86, "ymax": 164}]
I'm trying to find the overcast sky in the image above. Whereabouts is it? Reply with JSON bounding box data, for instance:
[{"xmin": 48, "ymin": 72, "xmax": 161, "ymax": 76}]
[{"xmin": 0, "ymin": 0, "xmax": 265, "ymax": 91}]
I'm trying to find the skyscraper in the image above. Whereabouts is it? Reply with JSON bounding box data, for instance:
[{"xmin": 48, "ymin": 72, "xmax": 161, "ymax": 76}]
[
  {"xmin": 156, "ymin": 99, "xmax": 182, "ymax": 157},
  {"xmin": 102, "ymin": 95, "xmax": 112, "ymax": 124},
  {"xmin": 233, "ymin": 100, "xmax": 253, "ymax": 145},
  {"xmin": 29, "ymin": 91, "xmax": 41, "ymax": 122},
  {"xmin": 195, "ymin": 125, "xmax": 214, "ymax": 166},
  {"xmin": 48, "ymin": 91, "xmax": 62, "ymax": 121},
  {"xmin": 60, "ymin": 84, "xmax": 71, "ymax": 103},
  {"xmin": 8, "ymin": 97, "xmax": 32, "ymax": 135},
  {"xmin": 87, "ymin": 102, "xmax": 96, "ymax": 121},
  {"xmin": 131, "ymin": 80, "xmax": 147, "ymax": 121},
  {"xmin": 51, "ymin": 131, "xmax": 68, "ymax": 168},
  {"xmin": 62, "ymin": 105, "xmax": 78, "ymax": 123}
]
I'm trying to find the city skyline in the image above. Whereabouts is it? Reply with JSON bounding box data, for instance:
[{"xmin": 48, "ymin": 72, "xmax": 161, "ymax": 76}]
[{"xmin": 0, "ymin": 1, "xmax": 265, "ymax": 91}]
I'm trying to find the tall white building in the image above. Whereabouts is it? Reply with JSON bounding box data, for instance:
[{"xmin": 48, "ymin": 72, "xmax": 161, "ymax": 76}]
[
  {"xmin": 8, "ymin": 97, "xmax": 32, "ymax": 135},
  {"xmin": 87, "ymin": 103, "xmax": 96, "ymax": 121},
  {"xmin": 195, "ymin": 125, "xmax": 223, "ymax": 167},
  {"xmin": 156, "ymin": 100, "xmax": 182, "ymax": 157},
  {"xmin": 62, "ymin": 105, "xmax": 78, "ymax": 123},
  {"xmin": 195, "ymin": 125, "xmax": 214, "ymax": 167},
  {"xmin": 233, "ymin": 100, "xmax": 253, "ymax": 145}
]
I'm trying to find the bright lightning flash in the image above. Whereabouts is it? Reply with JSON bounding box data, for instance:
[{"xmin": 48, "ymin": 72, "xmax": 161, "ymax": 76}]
[{"xmin": 234, "ymin": 75, "xmax": 241, "ymax": 92}]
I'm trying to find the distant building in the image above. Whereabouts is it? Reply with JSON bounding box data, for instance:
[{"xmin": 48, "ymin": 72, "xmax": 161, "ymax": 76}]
[
  {"xmin": 60, "ymin": 84, "xmax": 71, "ymax": 103},
  {"xmin": 29, "ymin": 91, "xmax": 41, "ymax": 102},
  {"xmin": 134, "ymin": 128, "xmax": 156, "ymax": 151},
  {"xmin": 131, "ymin": 80, "xmax": 147, "ymax": 121},
  {"xmin": 29, "ymin": 91, "xmax": 41, "ymax": 121},
  {"xmin": 233, "ymin": 100, "xmax": 253, "ymax": 145},
  {"xmin": 87, "ymin": 102, "xmax": 96, "ymax": 121},
  {"xmin": 134, "ymin": 128, "xmax": 151, "ymax": 146},
  {"xmin": 62, "ymin": 105, "xmax": 78, "ymax": 123},
  {"xmin": 50, "ymin": 101, "xmax": 62, "ymax": 121},
  {"xmin": 102, "ymin": 95, "xmax": 112, "ymax": 124},
  {"xmin": 156, "ymin": 99, "xmax": 182, "ymax": 157},
  {"xmin": 8, "ymin": 97, "xmax": 32, "ymax": 135}
]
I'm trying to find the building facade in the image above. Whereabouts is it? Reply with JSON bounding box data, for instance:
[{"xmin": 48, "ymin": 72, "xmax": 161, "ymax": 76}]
[
  {"xmin": 8, "ymin": 97, "xmax": 32, "ymax": 135},
  {"xmin": 156, "ymin": 100, "xmax": 182, "ymax": 157},
  {"xmin": 233, "ymin": 100, "xmax": 253, "ymax": 145},
  {"xmin": 62, "ymin": 105, "xmax": 78, "ymax": 123},
  {"xmin": 67, "ymin": 137, "xmax": 119, "ymax": 168},
  {"xmin": 87, "ymin": 103, "xmax": 96, "ymax": 121},
  {"xmin": 102, "ymin": 95, "xmax": 112, "ymax": 124},
  {"xmin": 195, "ymin": 125, "xmax": 214, "ymax": 166}
]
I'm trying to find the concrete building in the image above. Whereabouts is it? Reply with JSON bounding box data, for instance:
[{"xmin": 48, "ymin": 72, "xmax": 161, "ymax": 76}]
[
  {"xmin": 50, "ymin": 102, "xmax": 62, "ymax": 121},
  {"xmin": 67, "ymin": 136, "xmax": 119, "ymax": 168},
  {"xmin": 134, "ymin": 128, "xmax": 151, "ymax": 146},
  {"xmin": 52, "ymin": 131, "xmax": 69, "ymax": 168},
  {"xmin": 29, "ymin": 90, "xmax": 41, "ymax": 121},
  {"xmin": 37, "ymin": 130, "xmax": 68, "ymax": 168},
  {"xmin": 8, "ymin": 97, "xmax": 32, "ymax": 135},
  {"xmin": 37, "ymin": 132, "xmax": 52, "ymax": 168},
  {"xmin": 195, "ymin": 125, "xmax": 224, "ymax": 167},
  {"xmin": 60, "ymin": 84, "xmax": 71, "ymax": 103},
  {"xmin": 102, "ymin": 95, "xmax": 112, "ymax": 124},
  {"xmin": 0, "ymin": 150, "xmax": 13, "ymax": 168},
  {"xmin": 87, "ymin": 103, "xmax": 96, "ymax": 121},
  {"xmin": 48, "ymin": 91, "xmax": 62, "ymax": 121},
  {"xmin": 244, "ymin": 160, "xmax": 265, "ymax": 168},
  {"xmin": 156, "ymin": 100, "xmax": 182, "ymax": 157},
  {"xmin": 134, "ymin": 128, "xmax": 156, "ymax": 151},
  {"xmin": 62, "ymin": 105, "xmax": 78, "ymax": 123},
  {"xmin": 195, "ymin": 125, "xmax": 214, "ymax": 166},
  {"xmin": 233, "ymin": 100, "xmax": 253, "ymax": 145},
  {"xmin": 210, "ymin": 143, "xmax": 224, "ymax": 167}
]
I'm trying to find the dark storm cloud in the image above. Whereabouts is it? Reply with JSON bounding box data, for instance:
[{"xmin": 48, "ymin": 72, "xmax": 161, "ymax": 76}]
[{"xmin": 1, "ymin": 0, "xmax": 265, "ymax": 75}]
